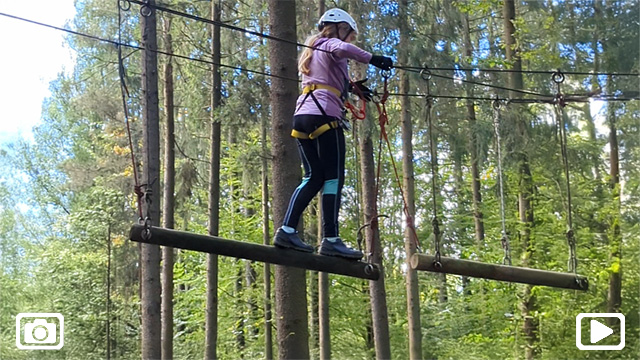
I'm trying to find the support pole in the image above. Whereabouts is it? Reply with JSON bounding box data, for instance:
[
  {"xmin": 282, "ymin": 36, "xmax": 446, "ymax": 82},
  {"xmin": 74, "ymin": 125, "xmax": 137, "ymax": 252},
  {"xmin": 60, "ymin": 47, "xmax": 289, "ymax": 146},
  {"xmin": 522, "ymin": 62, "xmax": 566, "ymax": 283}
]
[
  {"xmin": 130, "ymin": 225, "xmax": 380, "ymax": 280},
  {"xmin": 410, "ymin": 254, "xmax": 588, "ymax": 291}
]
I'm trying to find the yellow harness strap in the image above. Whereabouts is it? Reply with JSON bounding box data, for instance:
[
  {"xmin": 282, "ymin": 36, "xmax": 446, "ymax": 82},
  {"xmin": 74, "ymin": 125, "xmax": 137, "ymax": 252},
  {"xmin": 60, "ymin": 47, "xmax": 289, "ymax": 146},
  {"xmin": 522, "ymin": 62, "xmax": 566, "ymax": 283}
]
[
  {"xmin": 291, "ymin": 121, "xmax": 340, "ymax": 140},
  {"xmin": 302, "ymin": 84, "xmax": 342, "ymax": 98}
]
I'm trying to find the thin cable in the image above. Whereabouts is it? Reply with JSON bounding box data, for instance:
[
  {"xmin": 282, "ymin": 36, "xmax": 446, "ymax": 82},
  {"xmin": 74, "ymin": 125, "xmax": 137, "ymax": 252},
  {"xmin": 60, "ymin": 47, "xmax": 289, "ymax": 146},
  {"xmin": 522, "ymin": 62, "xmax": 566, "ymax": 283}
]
[
  {"xmin": 0, "ymin": 11, "xmax": 300, "ymax": 83},
  {"xmin": 125, "ymin": 1, "xmax": 640, "ymax": 79},
  {"xmin": 394, "ymin": 64, "xmax": 639, "ymax": 77},
  {"xmin": 125, "ymin": 0, "xmax": 333, "ymax": 55},
  {"xmin": 4, "ymin": 12, "xmax": 637, "ymax": 104},
  {"xmin": 387, "ymin": 92, "xmax": 638, "ymax": 103},
  {"xmin": 401, "ymin": 66, "xmax": 551, "ymax": 98}
]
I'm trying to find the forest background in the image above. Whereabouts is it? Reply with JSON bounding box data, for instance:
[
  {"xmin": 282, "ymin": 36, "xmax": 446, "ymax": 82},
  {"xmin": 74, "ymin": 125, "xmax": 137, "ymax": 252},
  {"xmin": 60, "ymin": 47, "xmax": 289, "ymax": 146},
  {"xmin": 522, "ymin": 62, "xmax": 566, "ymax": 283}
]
[{"xmin": 0, "ymin": 0, "xmax": 638, "ymax": 359}]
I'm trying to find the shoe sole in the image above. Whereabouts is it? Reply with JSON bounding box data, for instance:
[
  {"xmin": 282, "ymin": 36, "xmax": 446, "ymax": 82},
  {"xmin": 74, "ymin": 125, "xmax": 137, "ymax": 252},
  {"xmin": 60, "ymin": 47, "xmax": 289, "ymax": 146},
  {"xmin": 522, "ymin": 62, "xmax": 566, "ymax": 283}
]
[
  {"xmin": 274, "ymin": 238, "xmax": 314, "ymax": 253},
  {"xmin": 319, "ymin": 249, "xmax": 363, "ymax": 260}
]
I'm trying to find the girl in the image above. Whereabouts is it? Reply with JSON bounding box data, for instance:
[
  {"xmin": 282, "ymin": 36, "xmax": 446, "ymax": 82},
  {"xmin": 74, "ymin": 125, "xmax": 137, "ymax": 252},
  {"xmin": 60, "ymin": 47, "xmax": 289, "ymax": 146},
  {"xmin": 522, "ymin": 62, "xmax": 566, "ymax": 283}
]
[{"xmin": 274, "ymin": 8, "xmax": 393, "ymax": 260}]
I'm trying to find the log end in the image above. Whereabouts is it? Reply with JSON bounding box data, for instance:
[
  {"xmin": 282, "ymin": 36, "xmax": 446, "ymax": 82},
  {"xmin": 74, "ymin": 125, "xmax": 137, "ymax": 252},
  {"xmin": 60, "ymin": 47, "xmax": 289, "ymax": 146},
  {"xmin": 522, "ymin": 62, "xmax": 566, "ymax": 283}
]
[{"xmin": 409, "ymin": 253, "xmax": 420, "ymax": 269}]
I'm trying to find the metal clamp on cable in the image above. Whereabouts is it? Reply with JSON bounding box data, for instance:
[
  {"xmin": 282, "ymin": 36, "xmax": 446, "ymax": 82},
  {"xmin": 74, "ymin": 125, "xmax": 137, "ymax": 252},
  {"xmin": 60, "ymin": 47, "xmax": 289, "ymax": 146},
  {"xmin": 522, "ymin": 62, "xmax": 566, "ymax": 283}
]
[
  {"xmin": 140, "ymin": 0, "xmax": 153, "ymax": 17},
  {"xmin": 432, "ymin": 217, "xmax": 443, "ymax": 269},
  {"xmin": 420, "ymin": 66, "xmax": 432, "ymax": 81},
  {"xmin": 141, "ymin": 216, "xmax": 152, "ymax": 241},
  {"xmin": 552, "ymin": 70, "xmax": 565, "ymax": 84},
  {"xmin": 119, "ymin": 0, "xmax": 132, "ymax": 11},
  {"xmin": 492, "ymin": 98, "xmax": 502, "ymax": 110},
  {"xmin": 364, "ymin": 264, "xmax": 374, "ymax": 275}
]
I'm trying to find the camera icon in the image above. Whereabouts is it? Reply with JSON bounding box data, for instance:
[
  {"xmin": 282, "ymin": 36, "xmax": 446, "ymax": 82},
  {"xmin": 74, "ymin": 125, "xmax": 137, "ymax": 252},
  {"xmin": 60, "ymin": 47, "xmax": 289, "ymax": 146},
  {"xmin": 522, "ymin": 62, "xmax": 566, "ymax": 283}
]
[{"xmin": 16, "ymin": 313, "xmax": 64, "ymax": 350}]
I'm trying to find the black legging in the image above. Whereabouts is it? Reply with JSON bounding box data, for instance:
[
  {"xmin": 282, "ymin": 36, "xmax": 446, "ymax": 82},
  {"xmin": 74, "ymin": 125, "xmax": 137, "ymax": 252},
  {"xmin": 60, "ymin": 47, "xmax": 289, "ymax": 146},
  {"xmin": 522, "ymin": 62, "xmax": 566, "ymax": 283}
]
[{"xmin": 283, "ymin": 114, "xmax": 345, "ymax": 238}]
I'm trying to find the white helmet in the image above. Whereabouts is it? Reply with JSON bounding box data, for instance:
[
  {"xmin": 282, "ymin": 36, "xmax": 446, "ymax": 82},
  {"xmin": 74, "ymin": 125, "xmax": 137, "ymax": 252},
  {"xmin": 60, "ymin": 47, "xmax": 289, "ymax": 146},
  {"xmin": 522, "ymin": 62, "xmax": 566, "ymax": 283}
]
[{"xmin": 318, "ymin": 8, "xmax": 358, "ymax": 34}]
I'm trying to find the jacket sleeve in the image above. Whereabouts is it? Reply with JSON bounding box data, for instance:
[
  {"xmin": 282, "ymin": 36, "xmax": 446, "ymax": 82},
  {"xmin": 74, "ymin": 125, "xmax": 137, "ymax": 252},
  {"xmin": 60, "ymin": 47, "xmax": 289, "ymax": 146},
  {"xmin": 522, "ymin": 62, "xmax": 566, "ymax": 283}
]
[{"xmin": 325, "ymin": 38, "xmax": 372, "ymax": 64}]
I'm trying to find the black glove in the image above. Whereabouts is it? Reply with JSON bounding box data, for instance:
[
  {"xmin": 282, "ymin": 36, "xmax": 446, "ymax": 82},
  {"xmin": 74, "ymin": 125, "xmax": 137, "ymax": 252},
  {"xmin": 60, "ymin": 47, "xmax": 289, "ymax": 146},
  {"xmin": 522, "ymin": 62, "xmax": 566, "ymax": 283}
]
[
  {"xmin": 350, "ymin": 79, "xmax": 373, "ymax": 101},
  {"xmin": 369, "ymin": 55, "xmax": 393, "ymax": 71}
]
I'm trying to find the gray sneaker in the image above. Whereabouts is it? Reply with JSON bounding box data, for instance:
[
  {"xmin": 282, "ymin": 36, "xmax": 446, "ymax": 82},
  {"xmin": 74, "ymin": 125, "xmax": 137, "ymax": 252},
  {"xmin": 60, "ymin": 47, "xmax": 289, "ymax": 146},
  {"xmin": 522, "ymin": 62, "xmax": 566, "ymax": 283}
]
[
  {"xmin": 274, "ymin": 228, "xmax": 314, "ymax": 253},
  {"xmin": 319, "ymin": 238, "xmax": 363, "ymax": 260}
]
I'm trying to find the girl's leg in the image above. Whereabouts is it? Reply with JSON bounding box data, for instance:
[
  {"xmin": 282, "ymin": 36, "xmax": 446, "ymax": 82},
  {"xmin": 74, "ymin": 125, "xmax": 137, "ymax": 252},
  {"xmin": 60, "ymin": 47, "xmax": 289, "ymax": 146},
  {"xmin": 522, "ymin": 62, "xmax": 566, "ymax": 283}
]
[
  {"xmin": 317, "ymin": 127, "xmax": 345, "ymax": 238},
  {"xmin": 317, "ymin": 127, "xmax": 362, "ymax": 259},
  {"xmin": 282, "ymin": 138, "xmax": 324, "ymax": 230}
]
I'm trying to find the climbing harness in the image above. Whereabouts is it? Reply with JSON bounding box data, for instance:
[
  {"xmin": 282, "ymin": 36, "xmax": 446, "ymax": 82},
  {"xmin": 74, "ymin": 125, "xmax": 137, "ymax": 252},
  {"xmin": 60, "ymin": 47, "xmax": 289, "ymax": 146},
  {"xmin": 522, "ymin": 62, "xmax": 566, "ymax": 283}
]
[
  {"xmin": 492, "ymin": 99, "xmax": 513, "ymax": 265},
  {"xmin": 291, "ymin": 79, "xmax": 367, "ymax": 139},
  {"xmin": 291, "ymin": 120, "xmax": 341, "ymax": 140}
]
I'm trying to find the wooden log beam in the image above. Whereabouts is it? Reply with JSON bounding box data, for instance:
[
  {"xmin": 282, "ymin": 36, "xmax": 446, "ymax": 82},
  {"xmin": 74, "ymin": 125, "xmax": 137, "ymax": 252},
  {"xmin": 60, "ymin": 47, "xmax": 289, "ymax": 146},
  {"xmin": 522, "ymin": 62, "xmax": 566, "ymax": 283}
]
[
  {"xmin": 410, "ymin": 254, "xmax": 588, "ymax": 291},
  {"xmin": 130, "ymin": 225, "xmax": 379, "ymax": 280}
]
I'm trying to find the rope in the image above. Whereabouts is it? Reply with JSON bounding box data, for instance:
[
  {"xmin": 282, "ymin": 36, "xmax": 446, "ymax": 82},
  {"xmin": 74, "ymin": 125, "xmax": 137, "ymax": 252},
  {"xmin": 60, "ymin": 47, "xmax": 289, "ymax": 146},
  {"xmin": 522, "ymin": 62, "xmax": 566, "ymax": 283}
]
[
  {"xmin": 372, "ymin": 74, "xmax": 421, "ymax": 253},
  {"xmin": 554, "ymin": 100, "xmax": 578, "ymax": 273},
  {"xmin": 345, "ymin": 77, "xmax": 368, "ymax": 120},
  {"xmin": 552, "ymin": 71, "xmax": 578, "ymax": 274},
  {"xmin": 492, "ymin": 100, "xmax": 512, "ymax": 265},
  {"xmin": 418, "ymin": 69, "xmax": 442, "ymax": 265},
  {"xmin": 117, "ymin": 2, "xmax": 144, "ymax": 219},
  {"xmin": 425, "ymin": 94, "xmax": 442, "ymax": 267}
]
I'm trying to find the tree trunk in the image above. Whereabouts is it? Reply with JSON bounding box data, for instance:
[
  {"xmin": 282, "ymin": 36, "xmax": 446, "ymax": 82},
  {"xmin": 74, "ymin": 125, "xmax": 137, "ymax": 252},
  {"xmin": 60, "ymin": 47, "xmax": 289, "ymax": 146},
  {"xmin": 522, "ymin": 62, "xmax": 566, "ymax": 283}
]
[
  {"xmin": 257, "ymin": 13, "xmax": 274, "ymax": 360},
  {"xmin": 160, "ymin": 15, "xmax": 175, "ymax": 360},
  {"xmin": 318, "ymin": 198, "xmax": 331, "ymax": 360},
  {"xmin": 308, "ymin": 202, "xmax": 319, "ymax": 360},
  {"xmin": 267, "ymin": 0, "xmax": 309, "ymax": 358},
  {"xmin": 359, "ymin": 113, "xmax": 391, "ymax": 360},
  {"xmin": 140, "ymin": 1, "xmax": 162, "ymax": 358},
  {"xmin": 399, "ymin": 0, "xmax": 421, "ymax": 358},
  {"xmin": 463, "ymin": 13, "xmax": 485, "ymax": 247},
  {"xmin": 106, "ymin": 225, "xmax": 112, "ymax": 360},
  {"xmin": 503, "ymin": 1, "xmax": 537, "ymax": 358},
  {"xmin": 235, "ymin": 263, "xmax": 246, "ymax": 356},
  {"xmin": 606, "ymin": 86, "xmax": 622, "ymax": 321},
  {"xmin": 205, "ymin": 1, "xmax": 222, "ymax": 358},
  {"xmin": 260, "ymin": 94, "xmax": 273, "ymax": 360}
]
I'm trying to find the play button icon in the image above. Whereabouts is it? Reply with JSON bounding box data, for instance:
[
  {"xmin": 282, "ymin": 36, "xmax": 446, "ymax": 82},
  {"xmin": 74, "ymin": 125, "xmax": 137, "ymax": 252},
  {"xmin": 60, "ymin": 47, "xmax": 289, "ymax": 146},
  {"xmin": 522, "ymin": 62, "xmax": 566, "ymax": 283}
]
[
  {"xmin": 590, "ymin": 320, "xmax": 614, "ymax": 343},
  {"xmin": 576, "ymin": 313, "xmax": 625, "ymax": 350}
]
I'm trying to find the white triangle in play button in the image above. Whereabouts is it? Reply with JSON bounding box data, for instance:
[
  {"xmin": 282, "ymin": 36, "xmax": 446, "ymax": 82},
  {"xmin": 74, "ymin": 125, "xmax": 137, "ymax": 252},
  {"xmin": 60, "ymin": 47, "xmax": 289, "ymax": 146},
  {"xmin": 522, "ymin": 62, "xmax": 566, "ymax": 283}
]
[{"xmin": 590, "ymin": 319, "xmax": 614, "ymax": 343}]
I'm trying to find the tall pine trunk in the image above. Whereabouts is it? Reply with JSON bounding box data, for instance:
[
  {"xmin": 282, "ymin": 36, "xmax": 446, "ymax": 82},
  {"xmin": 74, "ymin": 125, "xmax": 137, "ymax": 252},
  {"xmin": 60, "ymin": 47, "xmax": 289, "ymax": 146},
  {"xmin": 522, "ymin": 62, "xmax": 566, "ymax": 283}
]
[
  {"xmin": 259, "ymin": 34, "xmax": 274, "ymax": 360},
  {"xmin": 267, "ymin": 0, "xmax": 310, "ymax": 358},
  {"xmin": 308, "ymin": 203, "xmax": 319, "ymax": 360},
  {"xmin": 463, "ymin": 13, "xmax": 485, "ymax": 247},
  {"xmin": 314, "ymin": 4, "xmax": 330, "ymax": 360},
  {"xmin": 359, "ymin": 112, "xmax": 392, "ymax": 360},
  {"xmin": 318, "ymin": 201, "xmax": 331, "ymax": 360},
  {"xmin": 160, "ymin": 14, "xmax": 175, "ymax": 360},
  {"xmin": 606, "ymin": 86, "xmax": 622, "ymax": 321},
  {"xmin": 204, "ymin": 1, "xmax": 222, "ymax": 358},
  {"xmin": 261, "ymin": 113, "xmax": 274, "ymax": 360},
  {"xmin": 503, "ymin": 1, "xmax": 537, "ymax": 358},
  {"xmin": 140, "ymin": 1, "xmax": 161, "ymax": 358},
  {"xmin": 399, "ymin": 0, "xmax": 421, "ymax": 357}
]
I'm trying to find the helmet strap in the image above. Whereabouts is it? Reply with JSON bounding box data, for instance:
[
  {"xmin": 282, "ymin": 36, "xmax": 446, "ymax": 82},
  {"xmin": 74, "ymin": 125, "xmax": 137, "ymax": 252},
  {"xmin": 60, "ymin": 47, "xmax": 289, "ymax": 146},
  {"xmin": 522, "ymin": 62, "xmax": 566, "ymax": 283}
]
[{"xmin": 339, "ymin": 25, "xmax": 353, "ymax": 41}]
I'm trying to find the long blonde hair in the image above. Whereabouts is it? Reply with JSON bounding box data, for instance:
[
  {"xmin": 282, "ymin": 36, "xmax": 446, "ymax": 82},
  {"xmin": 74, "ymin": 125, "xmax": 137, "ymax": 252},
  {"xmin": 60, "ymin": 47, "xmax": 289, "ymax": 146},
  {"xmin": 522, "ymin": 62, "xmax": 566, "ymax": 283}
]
[{"xmin": 298, "ymin": 22, "xmax": 354, "ymax": 75}]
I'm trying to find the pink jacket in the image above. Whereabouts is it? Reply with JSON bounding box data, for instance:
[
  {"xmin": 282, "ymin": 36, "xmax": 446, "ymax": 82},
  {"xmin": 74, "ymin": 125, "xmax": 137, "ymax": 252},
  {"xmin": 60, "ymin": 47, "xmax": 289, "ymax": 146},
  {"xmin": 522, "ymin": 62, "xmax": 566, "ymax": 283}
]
[{"xmin": 295, "ymin": 38, "xmax": 372, "ymax": 119}]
